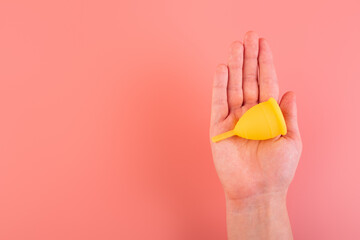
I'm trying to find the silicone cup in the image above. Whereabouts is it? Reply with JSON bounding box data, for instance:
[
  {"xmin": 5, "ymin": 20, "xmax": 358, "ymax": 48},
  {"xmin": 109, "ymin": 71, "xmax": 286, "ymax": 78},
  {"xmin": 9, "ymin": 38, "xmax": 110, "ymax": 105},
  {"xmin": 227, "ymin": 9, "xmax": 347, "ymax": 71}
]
[{"xmin": 211, "ymin": 98, "xmax": 287, "ymax": 142}]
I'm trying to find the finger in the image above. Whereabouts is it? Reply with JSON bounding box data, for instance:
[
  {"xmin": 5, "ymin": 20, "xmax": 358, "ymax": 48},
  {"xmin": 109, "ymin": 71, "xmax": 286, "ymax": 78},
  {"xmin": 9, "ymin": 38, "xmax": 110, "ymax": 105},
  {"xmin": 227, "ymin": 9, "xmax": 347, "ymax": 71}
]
[
  {"xmin": 211, "ymin": 64, "xmax": 229, "ymax": 124},
  {"xmin": 258, "ymin": 38, "xmax": 279, "ymax": 102},
  {"xmin": 279, "ymin": 91, "xmax": 301, "ymax": 141},
  {"xmin": 242, "ymin": 31, "xmax": 259, "ymax": 105},
  {"xmin": 227, "ymin": 41, "xmax": 244, "ymax": 111}
]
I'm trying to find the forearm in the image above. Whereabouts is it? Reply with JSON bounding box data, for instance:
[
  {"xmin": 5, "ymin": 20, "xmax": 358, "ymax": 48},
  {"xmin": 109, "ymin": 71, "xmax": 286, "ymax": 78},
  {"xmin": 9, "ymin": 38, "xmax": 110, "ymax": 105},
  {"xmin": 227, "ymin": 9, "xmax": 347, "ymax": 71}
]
[{"xmin": 225, "ymin": 192, "xmax": 293, "ymax": 240}]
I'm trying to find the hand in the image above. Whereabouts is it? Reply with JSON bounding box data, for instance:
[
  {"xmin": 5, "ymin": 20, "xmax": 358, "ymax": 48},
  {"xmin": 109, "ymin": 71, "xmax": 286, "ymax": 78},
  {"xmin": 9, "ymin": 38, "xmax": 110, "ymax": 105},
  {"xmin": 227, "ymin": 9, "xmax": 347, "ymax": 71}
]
[{"xmin": 209, "ymin": 31, "xmax": 302, "ymax": 239}]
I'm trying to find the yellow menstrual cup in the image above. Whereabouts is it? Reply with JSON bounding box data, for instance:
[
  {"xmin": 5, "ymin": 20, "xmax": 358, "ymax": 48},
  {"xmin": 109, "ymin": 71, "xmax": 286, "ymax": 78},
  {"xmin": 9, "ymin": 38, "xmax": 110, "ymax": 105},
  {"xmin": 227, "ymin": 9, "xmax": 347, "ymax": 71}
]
[{"xmin": 212, "ymin": 98, "xmax": 287, "ymax": 142}]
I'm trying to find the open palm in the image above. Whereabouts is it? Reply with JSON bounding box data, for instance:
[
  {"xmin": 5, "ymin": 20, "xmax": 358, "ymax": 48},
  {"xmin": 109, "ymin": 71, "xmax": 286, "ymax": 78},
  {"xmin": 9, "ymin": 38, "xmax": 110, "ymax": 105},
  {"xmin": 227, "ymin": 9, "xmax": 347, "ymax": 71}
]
[{"xmin": 210, "ymin": 32, "xmax": 302, "ymax": 200}]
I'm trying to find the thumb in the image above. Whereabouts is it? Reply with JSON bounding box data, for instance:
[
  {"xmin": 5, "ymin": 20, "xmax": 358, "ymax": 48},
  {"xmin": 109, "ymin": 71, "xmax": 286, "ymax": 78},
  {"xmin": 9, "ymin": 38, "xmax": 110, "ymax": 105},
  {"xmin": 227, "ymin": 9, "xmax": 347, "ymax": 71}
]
[{"xmin": 279, "ymin": 91, "xmax": 301, "ymax": 140}]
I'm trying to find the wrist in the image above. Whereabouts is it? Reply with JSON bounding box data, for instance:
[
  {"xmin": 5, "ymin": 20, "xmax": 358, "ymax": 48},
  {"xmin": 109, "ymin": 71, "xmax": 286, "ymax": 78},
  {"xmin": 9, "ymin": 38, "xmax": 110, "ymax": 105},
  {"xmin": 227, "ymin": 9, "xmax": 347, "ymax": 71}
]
[
  {"xmin": 225, "ymin": 191, "xmax": 288, "ymax": 213},
  {"xmin": 225, "ymin": 192, "xmax": 292, "ymax": 240}
]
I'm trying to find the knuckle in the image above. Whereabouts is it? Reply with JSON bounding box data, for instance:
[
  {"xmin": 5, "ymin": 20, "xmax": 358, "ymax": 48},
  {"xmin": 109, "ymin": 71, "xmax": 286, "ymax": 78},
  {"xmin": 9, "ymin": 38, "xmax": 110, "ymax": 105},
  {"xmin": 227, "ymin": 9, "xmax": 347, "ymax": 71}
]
[{"xmin": 243, "ymin": 72, "xmax": 257, "ymax": 81}]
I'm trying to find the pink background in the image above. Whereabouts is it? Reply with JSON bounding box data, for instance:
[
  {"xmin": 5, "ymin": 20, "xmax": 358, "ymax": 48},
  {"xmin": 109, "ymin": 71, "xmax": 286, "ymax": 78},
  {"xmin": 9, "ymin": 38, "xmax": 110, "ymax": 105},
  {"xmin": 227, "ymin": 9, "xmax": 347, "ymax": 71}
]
[{"xmin": 0, "ymin": 0, "xmax": 359, "ymax": 239}]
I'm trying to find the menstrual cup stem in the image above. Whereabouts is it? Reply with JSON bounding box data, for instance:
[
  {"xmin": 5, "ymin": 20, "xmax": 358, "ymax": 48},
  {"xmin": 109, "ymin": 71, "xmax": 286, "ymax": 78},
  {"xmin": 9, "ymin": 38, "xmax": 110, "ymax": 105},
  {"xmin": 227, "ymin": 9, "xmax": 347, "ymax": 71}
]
[{"xmin": 212, "ymin": 130, "xmax": 235, "ymax": 143}]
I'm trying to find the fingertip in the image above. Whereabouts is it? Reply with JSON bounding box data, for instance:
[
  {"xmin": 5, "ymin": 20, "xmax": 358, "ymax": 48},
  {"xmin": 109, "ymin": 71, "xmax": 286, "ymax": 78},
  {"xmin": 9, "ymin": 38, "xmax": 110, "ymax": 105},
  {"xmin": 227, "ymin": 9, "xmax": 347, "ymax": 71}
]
[
  {"xmin": 216, "ymin": 64, "xmax": 228, "ymax": 73},
  {"xmin": 280, "ymin": 91, "xmax": 296, "ymax": 109},
  {"xmin": 259, "ymin": 38, "xmax": 270, "ymax": 51},
  {"xmin": 259, "ymin": 37, "xmax": 268, "ymax": 46},
  {"xmin": 229, "ymin": 41, "xmax": 244, "ymax": 55},
  {"xmin": 244, "ymin": 31, "xmax": 259, "ymax": 46},
  {"xmin": 245, "ymin": 31, "xmax": 259, "ymax": 39},
  {"xmin": 283, "ymin": 91, "xmax": 296, "ymax": 103}
]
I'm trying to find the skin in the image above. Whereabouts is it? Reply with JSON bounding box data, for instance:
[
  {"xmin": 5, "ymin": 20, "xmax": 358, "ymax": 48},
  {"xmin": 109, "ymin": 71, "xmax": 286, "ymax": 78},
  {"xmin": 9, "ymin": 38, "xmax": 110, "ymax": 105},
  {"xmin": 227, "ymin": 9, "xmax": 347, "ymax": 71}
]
[{"xmin": 210, "ymin": 31, "xmax": 302, "ymax": 240}]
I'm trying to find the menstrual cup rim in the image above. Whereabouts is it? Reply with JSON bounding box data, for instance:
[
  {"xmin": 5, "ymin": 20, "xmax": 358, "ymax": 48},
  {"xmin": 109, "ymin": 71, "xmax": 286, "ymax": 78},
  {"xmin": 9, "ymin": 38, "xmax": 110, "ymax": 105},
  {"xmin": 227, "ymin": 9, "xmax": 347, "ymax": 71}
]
[{"xmin": 268, "ymin": 97, "xmax": 287, "ymax": 135}]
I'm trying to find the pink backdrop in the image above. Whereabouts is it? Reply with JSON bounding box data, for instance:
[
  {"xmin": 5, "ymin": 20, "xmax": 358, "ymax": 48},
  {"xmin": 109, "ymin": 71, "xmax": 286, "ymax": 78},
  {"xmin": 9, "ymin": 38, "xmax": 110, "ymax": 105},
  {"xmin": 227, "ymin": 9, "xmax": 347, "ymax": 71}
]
[{"xmin": 1, "ymin": 0, "xmax": 359, "ymax": 239}]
